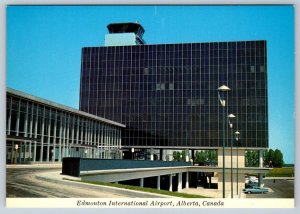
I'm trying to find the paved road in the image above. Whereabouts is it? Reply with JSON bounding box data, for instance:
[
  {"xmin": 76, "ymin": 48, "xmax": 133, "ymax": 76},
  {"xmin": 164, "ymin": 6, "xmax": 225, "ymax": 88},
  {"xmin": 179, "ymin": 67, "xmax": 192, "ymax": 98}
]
[
  {"xmin": 6, "ymin": 167, "xmax": 129, "ymax": 198},
  {"xmin": 245, "ymin": 179, "xmax": 294, "ymax": 198}
]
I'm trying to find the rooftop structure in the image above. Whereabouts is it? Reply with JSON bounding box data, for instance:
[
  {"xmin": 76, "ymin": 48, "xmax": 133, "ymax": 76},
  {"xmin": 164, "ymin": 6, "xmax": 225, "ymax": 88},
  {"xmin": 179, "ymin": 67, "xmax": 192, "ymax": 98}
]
[{"xmin": 105, "ymin": 22, "xmax": 145, "ymax": 46}]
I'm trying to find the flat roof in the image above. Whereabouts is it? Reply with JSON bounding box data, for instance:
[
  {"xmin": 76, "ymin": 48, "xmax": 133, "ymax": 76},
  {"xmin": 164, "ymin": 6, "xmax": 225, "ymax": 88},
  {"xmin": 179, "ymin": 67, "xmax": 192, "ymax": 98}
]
[
  {"xmin": 83, "ymin": 40, "xmax": 266, "ymax": 49},
  {"xmin": 7, "ymin": 87, "xmax": 126, "ymax": 128}
]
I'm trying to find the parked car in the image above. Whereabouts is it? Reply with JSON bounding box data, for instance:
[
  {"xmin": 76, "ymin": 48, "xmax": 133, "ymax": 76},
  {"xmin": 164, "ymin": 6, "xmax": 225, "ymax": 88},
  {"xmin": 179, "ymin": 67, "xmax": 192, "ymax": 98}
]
[
  {"xmin": 245, "ymin": 181, "xmax": 259, "ymax": 188},
  {"xmin": 249, "ymin": 176, "xmax": 258, "ymax": 182},
  {"xmin": 245, "ymin": 175, "xmax": 258, "ymax": 184},
  {"xmin": 243, "ymin": 186, "xmax": 268, "ymax": 194}
]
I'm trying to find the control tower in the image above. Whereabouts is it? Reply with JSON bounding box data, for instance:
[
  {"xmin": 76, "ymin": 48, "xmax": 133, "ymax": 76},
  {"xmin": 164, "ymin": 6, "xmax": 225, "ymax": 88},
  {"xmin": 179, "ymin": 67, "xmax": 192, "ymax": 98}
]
[{"xmin": 104, "ymin": 22, "xmax": 145, "ymax": 46}]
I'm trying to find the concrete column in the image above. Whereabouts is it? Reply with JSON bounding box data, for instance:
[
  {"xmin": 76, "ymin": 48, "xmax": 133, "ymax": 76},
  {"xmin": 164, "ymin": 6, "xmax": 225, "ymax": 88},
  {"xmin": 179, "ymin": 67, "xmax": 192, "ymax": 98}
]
[
  {"xmin": 46, "ymin": 110, "xmax": 51, "ymax": 162},
  {"xmin": 76, "ymin": 116, "xmax": 79, "ymax": 145},
  {"xmin": 99, "ymin": 123, "xmax": 103, "ymax": 159},
  {"xmin": 24, "ymin": 102, "xmax": 29, "ymax": 162},
  {"xmin": 186, "ymin": 172, "xmax": 189, "ymax": 189},
  {"xmin": 23, "ymin": 142, "xmax": 27, "ymax": 163},
  {"xmin": 18, "ymin": 142, "xmax": 22, "ymax": 163},
  {"xmin": 66, "ymin": 114, "xmax": 70, "ymax": 157},
  {"xmin": 11, "ymin": 142, "xmax": 15, "ymax": 164},
  {"xmin": 28, "ymin": 142, "xmax": 32, "ymax": 162},
  {"xmin": 178, "ymin": 173, "xmax": 182, "ymax": 192},
  {"xmin": 185, "ymin": 149, "xmax": 189, "ymax": 162},
  {"xmin": 52, "ymin": 110, "xmax": 57, "ymax": 162},
  {"xmin": 16, "ymin": 100, "xmax": 20, "ymax": 136},
  {"xmin": 71, "ymin": 116, "xmax": 75, "ymax": 150},
  {"xmin": 104, "ymin": 127, "xmax": 107, "ymax": 159},
  {"xmin": 33, "ymin": 141, "xmax": 37, "ymax": 163},
  {"xmin": 58, "ymin": 113, "xmax": 63, "ymax": 162},
  {"xmin": 97, "ymin": 123, "xmax": 100, "ymax": 159},
  {"xmin": 157, "ymin": 176, "xmax": 161, "ymax": 190},
  {"xmin": 29, "ymin": 105, "xmax": 33, "ymax": 161},
  {"xmin": 80, "ymin": 119, "xmax": 84, "ymax": 149},
  {"xmin": 259, "ymin": 150, "xmax": 263, "ymax": 168},
  {"xmin": 118, "ymin": 129, "xmax": 122, "ymax": 153},
  {"xmin": 62, "ymin": 114, "xmax": 67, "ymax": 159},
  {"xmin": 7, "ymin": 98, "xmax": 12, "ymax": 135},
  {"xmin": 150, "ymin": 148, "xmax": 154, "ymax": 161},
  {"xmin": 140, "ymin": 178, "xmax": 144, "ymax": 188},
  {"xmin": 39, "ymin": 107, "xmax": 45, "ymax": 162},
  {"xmin": 169, "ymin": 174, "xmax": 173, "ymax": 191},
  {"xmin": 33, "ymin": 106, "xmax": 37, "ymax": 162},
  {"xmin": 85, "ymin": 120, "xmax": 89, "ymax": 146},
  {"xmin": 259, "ymin": 150, "xmax": 264, "ymax": 187}
]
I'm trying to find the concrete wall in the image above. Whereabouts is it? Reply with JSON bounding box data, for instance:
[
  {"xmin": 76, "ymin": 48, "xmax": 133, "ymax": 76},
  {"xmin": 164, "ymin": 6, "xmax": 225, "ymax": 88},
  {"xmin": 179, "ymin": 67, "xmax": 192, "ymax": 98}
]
[{"xmin": 217, "ymin": 148, "xmax": 245, "ymax": 168}]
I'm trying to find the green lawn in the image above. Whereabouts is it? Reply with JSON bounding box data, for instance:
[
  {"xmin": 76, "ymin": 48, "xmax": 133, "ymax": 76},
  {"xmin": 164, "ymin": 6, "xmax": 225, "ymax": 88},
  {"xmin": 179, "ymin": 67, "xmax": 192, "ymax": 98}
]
[
  {"xmin": 265, "ymin": 167, "xmax": 294, "ymax": 177},
  {"xmin": 64, "ymin": 178, "xmax": 208, "ymax": 198}
]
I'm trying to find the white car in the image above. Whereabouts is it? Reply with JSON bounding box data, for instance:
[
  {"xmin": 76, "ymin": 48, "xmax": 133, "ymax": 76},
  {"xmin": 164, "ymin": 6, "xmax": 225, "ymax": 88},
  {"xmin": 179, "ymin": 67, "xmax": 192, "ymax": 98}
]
[
  {"xmin": 249, "ymin": 176, "xmax": 258, "ymax": 182},
  {"xmin": 245, "ymin": 176, "xmax": 258, "ymax": 184}
]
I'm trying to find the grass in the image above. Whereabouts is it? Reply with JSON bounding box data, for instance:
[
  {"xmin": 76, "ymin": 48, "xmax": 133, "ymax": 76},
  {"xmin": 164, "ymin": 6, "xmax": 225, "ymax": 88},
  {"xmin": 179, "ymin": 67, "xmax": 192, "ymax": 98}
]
[
  {"xmin": 265, "ymin": 167, "xmax": 294, "ymax": 177},
  {"xmin": 64, "ymin": 178, "xmax": 208, "ymax": 198}
]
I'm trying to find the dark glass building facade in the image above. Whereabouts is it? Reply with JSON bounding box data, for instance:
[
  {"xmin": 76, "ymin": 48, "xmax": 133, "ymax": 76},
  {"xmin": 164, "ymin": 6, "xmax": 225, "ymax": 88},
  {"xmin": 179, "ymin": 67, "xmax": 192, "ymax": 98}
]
[{"xmin": 80, "ymin": 41, "xmax": 268, "ymax": 149}]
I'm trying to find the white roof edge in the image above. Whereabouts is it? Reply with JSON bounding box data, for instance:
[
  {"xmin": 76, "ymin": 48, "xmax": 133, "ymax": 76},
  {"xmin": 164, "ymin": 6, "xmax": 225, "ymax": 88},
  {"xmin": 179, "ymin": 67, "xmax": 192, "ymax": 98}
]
[{"xmin": 7, "ymin": 87, "xmax": 126, "ymax": 128}]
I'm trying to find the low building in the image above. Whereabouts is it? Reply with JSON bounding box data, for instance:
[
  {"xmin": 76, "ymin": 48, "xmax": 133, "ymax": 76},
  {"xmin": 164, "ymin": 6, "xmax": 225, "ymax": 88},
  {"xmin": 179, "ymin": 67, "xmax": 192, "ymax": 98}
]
[{"xmin": 6, "ymin": 88, "xmax": 125, "ymax": 164}]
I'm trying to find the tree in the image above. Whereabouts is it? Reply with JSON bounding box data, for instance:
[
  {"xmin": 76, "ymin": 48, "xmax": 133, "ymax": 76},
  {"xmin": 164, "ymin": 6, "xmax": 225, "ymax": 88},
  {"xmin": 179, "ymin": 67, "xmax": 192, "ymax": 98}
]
[
  {"xmin": 194, "ymin": 150, "xmax": 217, "ymax": 166},
  {"xmin": 263, "ymin": 149, "xmax": 284, "ymax": 168},
  {"xmin": 273, "ymin": 149, "xmax": 284, "ymax": 167},
  {"xmin": 245, "ymin": 150, "xmax": 259, "ymax": 167},
  {"xmin": 173, "ymin": 151, "xmax": 185, "ymax": 161},
  {"xmin": 194, "ymin": 151, "xmax": 206, "ymax": 165}
]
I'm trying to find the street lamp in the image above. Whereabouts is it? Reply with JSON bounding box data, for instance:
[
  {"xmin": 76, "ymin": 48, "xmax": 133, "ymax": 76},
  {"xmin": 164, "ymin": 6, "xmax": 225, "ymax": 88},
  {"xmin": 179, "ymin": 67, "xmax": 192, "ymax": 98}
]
[
  {"xmin": 227, "ymin": 114, "xmax": 236, "ymax": 198},
  {"xmin": 217, "ymin": 85, "xmax": 231, "ymax": 198},
  {"xmin": 235, "ymin": 131, "xmax": 240, "ymax": 195}
]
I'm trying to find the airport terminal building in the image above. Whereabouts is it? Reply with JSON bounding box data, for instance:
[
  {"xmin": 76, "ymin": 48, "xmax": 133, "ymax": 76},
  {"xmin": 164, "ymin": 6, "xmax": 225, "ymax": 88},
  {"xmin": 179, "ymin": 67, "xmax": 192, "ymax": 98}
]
[
  {"xmin": 6, "ymin": 88, "xmax": 125, "ymax": 164},
  {"xmin": 79, "ymin": 23, "xmax": 268, "ymax": 192},
  {"xmin": 6, "ymin": 22, "xmax": 269, "ymax": 195},
  {"xmin": 79, "ymin": 22, "xmax": 268, "ymax": 154}
]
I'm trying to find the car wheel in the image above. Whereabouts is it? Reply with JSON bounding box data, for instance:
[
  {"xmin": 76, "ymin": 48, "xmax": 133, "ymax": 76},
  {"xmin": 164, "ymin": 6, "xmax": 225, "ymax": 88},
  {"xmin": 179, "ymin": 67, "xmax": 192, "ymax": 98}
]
[{"xmin": 247, "ymin": 191, "xmax": 251, "ymax": 194}]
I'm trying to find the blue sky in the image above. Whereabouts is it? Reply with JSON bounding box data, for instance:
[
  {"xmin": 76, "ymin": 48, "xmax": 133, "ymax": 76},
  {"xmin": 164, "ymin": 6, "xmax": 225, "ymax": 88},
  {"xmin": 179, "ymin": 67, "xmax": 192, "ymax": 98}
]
[{"xmin": 6, "ymin": 5, "xmax": 294, "ymax": 163}]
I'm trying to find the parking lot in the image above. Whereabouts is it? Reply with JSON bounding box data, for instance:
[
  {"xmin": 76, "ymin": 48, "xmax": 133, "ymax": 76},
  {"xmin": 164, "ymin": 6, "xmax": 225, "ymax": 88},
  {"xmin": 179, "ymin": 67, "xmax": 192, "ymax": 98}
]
[{"xmin": 245, "ymin": 178, "xmax": 294, "ymax": 198}]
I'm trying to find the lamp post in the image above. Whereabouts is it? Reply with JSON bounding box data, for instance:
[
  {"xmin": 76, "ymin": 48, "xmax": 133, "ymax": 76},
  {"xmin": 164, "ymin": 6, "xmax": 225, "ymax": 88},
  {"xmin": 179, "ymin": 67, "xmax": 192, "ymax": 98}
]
[
  {"xmin": 217, "ymin": 85, "xmax": 231, "ymax": 198},
  {"xmin": 227, "ymin": 114, "xmax": 235, "ymax": 198},
  {"xmin": 235, "ymin": 131, "xmax": 240, "ymax": 195}
]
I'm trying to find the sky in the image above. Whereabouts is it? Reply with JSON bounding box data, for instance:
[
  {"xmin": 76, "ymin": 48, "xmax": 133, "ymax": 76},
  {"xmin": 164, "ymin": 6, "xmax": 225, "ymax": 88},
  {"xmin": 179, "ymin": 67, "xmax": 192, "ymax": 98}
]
[{"xmin": 6, "ymin": 5, "xmax": 294, "ymax": 163}]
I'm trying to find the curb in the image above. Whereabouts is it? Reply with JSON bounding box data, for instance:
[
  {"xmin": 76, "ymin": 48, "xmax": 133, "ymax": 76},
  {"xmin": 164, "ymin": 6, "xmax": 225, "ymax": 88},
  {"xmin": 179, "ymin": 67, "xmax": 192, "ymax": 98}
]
[
  {"xmin": 264, "ymin": 177, "xmax": 294, "ymax": 180},
  {"xmin": 7, "ymin": 164, "xmax": 62, "ymax": 169}
]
